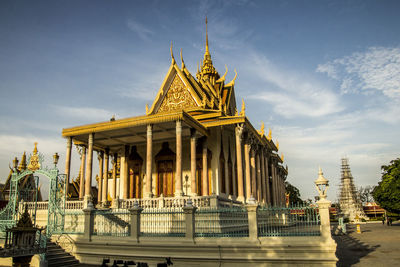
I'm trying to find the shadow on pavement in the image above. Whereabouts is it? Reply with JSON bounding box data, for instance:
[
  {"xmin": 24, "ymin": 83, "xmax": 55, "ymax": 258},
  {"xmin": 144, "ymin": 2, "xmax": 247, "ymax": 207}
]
[{"xmin": 333, "ymin": 226, "xmax": 380, "ymax": 267}]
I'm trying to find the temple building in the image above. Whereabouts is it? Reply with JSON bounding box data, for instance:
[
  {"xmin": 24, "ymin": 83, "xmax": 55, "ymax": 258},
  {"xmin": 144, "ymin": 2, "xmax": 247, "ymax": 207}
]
[{"xmin": 61, "ymin": 24, "xmax": 288, "ymax": 208}]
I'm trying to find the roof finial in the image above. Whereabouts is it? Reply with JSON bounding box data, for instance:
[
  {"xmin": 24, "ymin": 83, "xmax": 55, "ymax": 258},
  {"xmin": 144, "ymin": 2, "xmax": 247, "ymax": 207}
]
[
  {"xmin": 170, "ymin": 42, "xmax": 175, "ymax": 64},
  {"xmin": 240, "ymin": 98, "xmax": 245, "ymax": 116},
  {"xmin": 180, "ymin": 48, "xmax": 185, "ymax": 69},
  {"xmin": 226, "ymin": 69, "xmax": 237, "ymax": 86},
  {"xmin": 267, "ymin": 128, "xmax": 272, "ymax": 141}
]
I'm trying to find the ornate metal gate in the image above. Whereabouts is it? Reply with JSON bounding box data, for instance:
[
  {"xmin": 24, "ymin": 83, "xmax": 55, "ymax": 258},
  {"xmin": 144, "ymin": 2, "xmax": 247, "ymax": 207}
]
[{"xmin": 0, "ymin": 143, "xmax": 66, "ymax": 237}]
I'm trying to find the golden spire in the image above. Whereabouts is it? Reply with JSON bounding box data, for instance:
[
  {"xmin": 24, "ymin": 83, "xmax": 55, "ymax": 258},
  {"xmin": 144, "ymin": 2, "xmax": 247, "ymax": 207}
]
[
  {"xmin": 205, "ymin": 16, "xmax": 210, "ymax": 56},
  {"xmin": 276, "ymin": 140, "xmax": 279, "ymax": 150},
  {"xmin": 18, "ymin": 151, "xmax": 27, "ymax": 171},
  {"xmin": 281, "ymin": 153, "xmax": 284, "ymax": 162},
  {"xmin": 33, "ymin": 142, "xmax": 38, "ymax": 154},
  {"xmin": 200, "ymin": 16, "xmax": 217, "ymax": 82}
]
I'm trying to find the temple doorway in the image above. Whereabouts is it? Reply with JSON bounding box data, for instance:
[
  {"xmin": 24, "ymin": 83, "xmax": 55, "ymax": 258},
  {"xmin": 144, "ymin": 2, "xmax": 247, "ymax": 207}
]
[{"xmin": 155, "ymin": 142, "xmax": 175, "ymax": 197}]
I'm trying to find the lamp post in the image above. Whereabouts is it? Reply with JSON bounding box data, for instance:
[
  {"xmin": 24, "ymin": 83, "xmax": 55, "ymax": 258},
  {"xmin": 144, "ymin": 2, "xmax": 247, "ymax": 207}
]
[
  {"xmin": 53, "ymin": 152, "xmax": 60, "ymax": 167},
  {"xmin": 314, "ymin": 167, "xmax": 329, "ymax": 200},
  {"xmin": 314, "ymin": 167, "xmax": 332, "ymax": 239}
]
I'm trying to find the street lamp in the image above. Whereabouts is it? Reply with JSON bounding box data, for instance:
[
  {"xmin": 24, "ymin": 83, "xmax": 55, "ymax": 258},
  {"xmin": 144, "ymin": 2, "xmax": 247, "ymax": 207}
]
[{"xmin": 314, "ymin": 167, "xmax": 329, "ymax": 200}]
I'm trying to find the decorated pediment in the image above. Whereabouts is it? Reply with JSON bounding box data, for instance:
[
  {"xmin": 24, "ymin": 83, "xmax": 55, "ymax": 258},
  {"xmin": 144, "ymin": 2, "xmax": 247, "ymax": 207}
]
[{"xmin": 158, "ymin": 73, "xmax": 198, "ymax": 113}]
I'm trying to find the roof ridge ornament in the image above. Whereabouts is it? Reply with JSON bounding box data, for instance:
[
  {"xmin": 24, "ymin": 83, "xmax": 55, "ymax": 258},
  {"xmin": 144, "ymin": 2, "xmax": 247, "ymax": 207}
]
[
  {"xmin": 226, "ymin": 69, "xmax": 237, "ymax": 87},
  {"xmin": 240, "ymin": 98, "xmax": 245, "ymax": 116},
  {"xmin": 170, "ymin": 42, "xmax": 175, "ymax": 64},
  {"xmin": 267, "ymin": 128, "xmax": 272, "ymax": 141},
  {"xmin": 216, "ymin": 65, "xmax": 228, "ymax": 83},
  {"xmin": 259, "ymin": 122, "xmax": 265, "ymax": 136},
  {"xmin": 180, "ymin": 48, "xmax": 185, "ymax": 70}
]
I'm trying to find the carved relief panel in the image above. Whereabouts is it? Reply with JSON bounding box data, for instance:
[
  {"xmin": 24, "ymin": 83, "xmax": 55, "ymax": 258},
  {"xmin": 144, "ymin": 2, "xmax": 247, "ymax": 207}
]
[{"xmin": 158, "ymin": 74, "xmax": 197, "ymax": 113}]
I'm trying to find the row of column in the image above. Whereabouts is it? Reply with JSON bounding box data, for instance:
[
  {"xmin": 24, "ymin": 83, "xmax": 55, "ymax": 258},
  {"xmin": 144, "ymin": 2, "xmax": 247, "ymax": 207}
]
[
  {"xmin": 234, "ymin": 124, "xmax": 285, "ymax": 206},
  {"xmin": 64, "ymin": 122, "xmax": 286, "ymax": 206},
  {"xmin": 65, "ymin": 121, "xmax": 213, "ymax": 204}
]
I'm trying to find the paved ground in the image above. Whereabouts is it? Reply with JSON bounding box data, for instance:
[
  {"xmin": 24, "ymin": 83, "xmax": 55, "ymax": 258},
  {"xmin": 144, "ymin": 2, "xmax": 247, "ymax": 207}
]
[{"xmin": 333, "ymin": 221, "xmax": 400, "ymax": 266}]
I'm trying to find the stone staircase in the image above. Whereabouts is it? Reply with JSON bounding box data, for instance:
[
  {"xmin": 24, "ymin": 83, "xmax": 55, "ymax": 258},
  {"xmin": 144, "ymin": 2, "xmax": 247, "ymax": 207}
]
[{"xmin": 46, "ymin": 240, "xmax": 80, "ymax": 267}]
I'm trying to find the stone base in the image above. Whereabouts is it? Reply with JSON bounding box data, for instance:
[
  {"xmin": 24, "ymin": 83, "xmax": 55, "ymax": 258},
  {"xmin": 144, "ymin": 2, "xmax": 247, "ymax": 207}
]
[{"xmin": 55, "ymin": 235, "xmax": 337, "ymax": 267}]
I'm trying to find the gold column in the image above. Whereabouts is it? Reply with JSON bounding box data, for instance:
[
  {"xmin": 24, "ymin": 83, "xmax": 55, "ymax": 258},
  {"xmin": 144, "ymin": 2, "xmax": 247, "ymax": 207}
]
[
  {"xmin": 260, "ymin": 149, "xmax": 266, "ymax": 204},
  {"xmin": 84, "ymin": 133, "xmax": 94, "ymax": 200},
  {"xmin": 112, "ymin": 153, "xmax": 117, "ymax": 199},
  {"xmin": 102, "ymin": 149, "xmax": 109, "ymax": 204},
  {"xmin": 224, "ymin": 157, "xmax": 230, "ymax": 196},
  {"xmin": 235, "ymin": 126, "xmax": 244, "ymax": 201},
  {"xmin": 175, "ymin": 120, "xmax": 183, "ymax": 197},
  {"xmin": 122, "ymin": 145, "xmax": 129, "ymax": 199},
  {"xmin": 244, "ymin": 141, "xmax": 251, "ymax": 201},
  {"xmin": 79, "ymin": 146, "xmax": 86, "ymax": 200},
  {"xmin": 190, "ymin": 129, "xmax": 197, "ymax": 196},
  {"xmin": 202, "ymin": 139, "xmax": 208, "ymax": 196},
  {"xmin": 265, "ymin": 156, "xmax": 271, "ymax": 205},
  {"xmin": 97, "ymin": 151, "xmax": 104, "ymax": 204},
  {"xmin": 256, "ymin": 150, "xmax": 262, "ymax": 202},
  {"xmin": 64, "ymin": 137, "xmax": 72, "ymax": 195},
  {"xmin": 250, "ymin": 147, "xmax": 256, "ymax": 199},
  {"xmin": 145, "ymin": 124, "xmax": 153, "ymax": 198}
]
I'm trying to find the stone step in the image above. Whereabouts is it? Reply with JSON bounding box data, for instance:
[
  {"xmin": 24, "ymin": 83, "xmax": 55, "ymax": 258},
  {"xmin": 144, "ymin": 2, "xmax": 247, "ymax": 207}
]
[{"xmin": 45, "ymin": 240, "xmax": 80, "ymax": 267}]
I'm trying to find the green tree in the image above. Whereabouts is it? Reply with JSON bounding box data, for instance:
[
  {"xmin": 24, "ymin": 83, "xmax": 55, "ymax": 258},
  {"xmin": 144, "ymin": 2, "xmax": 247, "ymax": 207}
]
[
  {"xmin": 373, "ymin": 158, "xmax": 400, "ymax": 214},
  {"xmin": 285, "ymin": 181, "xmax": 304, "ymax": 205}
]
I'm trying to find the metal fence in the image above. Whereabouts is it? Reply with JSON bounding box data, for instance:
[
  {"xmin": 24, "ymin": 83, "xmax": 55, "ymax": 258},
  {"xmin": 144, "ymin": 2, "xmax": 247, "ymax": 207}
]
[
  {"xmin": 257, "ymin": 205, "xmax": 320, "ymax": 237},
  {"xmin": 93, "ymin": 209, "xmax": 130, "ymax": 237},
  {"xmin": 140, "ymin": 208, "xmax": 185, "ymax": 237},
  {"xmin": 195, "ymin": 207, "xmax": 249, "ymax": 237}
]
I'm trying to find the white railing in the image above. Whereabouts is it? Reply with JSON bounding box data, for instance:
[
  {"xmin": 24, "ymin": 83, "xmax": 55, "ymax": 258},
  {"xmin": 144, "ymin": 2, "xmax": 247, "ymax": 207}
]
[
  {"xmin": 65, "ymin": 200, "xmax": 83, "ymax": 210},
  {"xmin": 118, "ymin": 195, "xmax": 242, "ymax": 209},
  {"xmin": 22, "ymin": 200, "xmax": 83, "ymax": 211}
]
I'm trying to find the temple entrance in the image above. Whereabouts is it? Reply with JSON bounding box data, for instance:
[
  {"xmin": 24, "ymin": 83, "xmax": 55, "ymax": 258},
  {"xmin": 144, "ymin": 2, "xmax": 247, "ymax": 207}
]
[
  {"xmin": 128, "ymin": 146, "xmax": 143, "ymax": 199},
  {"xmin": 155, "ymin": 142, "xmax": 175, "ymax": 197},
  {"xmin": 157, "ymin": 160, "xmax": 174, "ymax": 197}
]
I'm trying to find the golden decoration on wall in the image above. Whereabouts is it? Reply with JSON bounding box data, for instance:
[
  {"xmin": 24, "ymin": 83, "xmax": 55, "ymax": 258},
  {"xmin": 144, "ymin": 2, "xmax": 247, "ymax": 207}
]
[
  {"xmin": 28, "ymin": 142, "xmax": 41, "ymax": 171},
  {"xmin": 158, "ymin": 74, "xmax": 197, "ymax": 113}
]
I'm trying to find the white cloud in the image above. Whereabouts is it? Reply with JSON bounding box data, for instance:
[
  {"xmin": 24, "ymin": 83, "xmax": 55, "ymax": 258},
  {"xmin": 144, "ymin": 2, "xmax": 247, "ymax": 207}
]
[
  {"xmin": 53, "ymin": 105, "xmax": 113, "ymax": 122},
  {"xmin": 245, "ymin": 52, "xmax": 343, "ymax": 118},
  {"xmin": 126, "ymin": 19, "xmax": 154, "ymax": 42},
  {"xmin": 317, "ymin": 47, "xmax": 400, "ymax": 99}
]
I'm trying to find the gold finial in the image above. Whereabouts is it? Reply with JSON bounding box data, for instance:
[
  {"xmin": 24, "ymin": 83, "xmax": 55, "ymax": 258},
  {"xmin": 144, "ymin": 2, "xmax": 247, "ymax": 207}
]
[
  {"xmin": 276, "ymin": 140, "xmax": 279, "ymax": 150},
  {"xmin": 267, "ymin": 128, "xmax": 272, "ymax": 141},
  {"xmin": 281, "ymin": 153, "xmax": 284, "ymax": 161},
  {"xmin": 216, "ymin": 65, "xmax": 228, "ymax": 83},
  {"xmin": 259, "ymin": 122, "xmax": 265, "ymax": 136},
  {"xmin": 180, "ymin": 48, "xmax": 185, "ymax": 69},
  {"xmin": 146, "ymin": 103, "xmax": 149, "ymax": 115},
  {"xmin": 33, "ymin": 142, "xmax": 38, "ymax": 154},
  {"xmin": 170, "ymin": 42, "xmax": 175, "ymax": 64},
  {"xmin": 240, "ymin": 98, "xmax": 245, "ymax": 116},
  {"xmin": 226, "ymin": 69, "xmax": 237, "ymax": 87}
]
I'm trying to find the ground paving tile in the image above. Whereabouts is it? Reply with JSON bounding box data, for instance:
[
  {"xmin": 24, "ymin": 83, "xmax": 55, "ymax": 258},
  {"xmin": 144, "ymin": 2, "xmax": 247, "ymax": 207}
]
[{"xmin": 333, "ymin": 220, "xmax": 400, "ymax": 266}]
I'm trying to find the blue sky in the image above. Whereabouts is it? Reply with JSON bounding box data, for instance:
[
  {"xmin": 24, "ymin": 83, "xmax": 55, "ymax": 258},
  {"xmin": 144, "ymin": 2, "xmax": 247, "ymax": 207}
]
[{"xmin": 1, "ymin": 0, "xmax": 399, "ymax": 201}]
